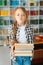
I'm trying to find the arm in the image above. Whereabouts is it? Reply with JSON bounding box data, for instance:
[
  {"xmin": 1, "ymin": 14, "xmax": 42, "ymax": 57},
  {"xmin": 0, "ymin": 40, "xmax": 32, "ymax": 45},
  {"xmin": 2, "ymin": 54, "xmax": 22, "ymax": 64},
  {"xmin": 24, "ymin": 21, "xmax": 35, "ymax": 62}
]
[
  {"xmin": 28, "ymin": 26, "xmax": 34, "ymax": 60},
  {"xmin": 30, "ymin": 27, "xmax": 34, "ymax": 43},
  {"xmin": 9, "ymin": 24, "xmax": 17, "ymax": 55}
]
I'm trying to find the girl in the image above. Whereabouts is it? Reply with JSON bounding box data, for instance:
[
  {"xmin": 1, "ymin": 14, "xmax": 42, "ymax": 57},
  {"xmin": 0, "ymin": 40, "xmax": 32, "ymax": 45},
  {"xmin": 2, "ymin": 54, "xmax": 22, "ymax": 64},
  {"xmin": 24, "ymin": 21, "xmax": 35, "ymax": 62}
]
[{"xmin": 9, "ymin": 7, "xmax": 33, "ymax": 65}]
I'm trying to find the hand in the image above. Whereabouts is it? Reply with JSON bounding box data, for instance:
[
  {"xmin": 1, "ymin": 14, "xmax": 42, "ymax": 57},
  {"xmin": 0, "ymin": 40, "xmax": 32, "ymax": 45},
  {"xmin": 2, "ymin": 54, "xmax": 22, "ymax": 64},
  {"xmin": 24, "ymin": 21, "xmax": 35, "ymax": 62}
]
[
  {"xmin": 11, "ymin": 45, "xmax": 15, "ymax": 56},
  {"xmin": 10, "ymin": 50, "xmax": 16, "ymax": 60},
  {"xmin": 11, "ymin": 50, "xmax": 15, "ymax": 56}
]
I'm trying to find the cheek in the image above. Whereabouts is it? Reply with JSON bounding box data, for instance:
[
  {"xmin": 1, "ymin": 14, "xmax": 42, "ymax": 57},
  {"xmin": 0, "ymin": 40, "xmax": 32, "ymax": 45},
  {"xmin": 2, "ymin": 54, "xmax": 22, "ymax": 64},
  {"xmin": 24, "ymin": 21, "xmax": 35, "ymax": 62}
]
[
  {"xmin": 23, "ymin": 16, "xmax": 26, "ymax": 21},
  {"xmin": 15, "ymin": 17, "xmax": 20, "ymax": 23},
  {"xmin": 15, "ymin": 16, "xmax": 19, "ymax": 21}
]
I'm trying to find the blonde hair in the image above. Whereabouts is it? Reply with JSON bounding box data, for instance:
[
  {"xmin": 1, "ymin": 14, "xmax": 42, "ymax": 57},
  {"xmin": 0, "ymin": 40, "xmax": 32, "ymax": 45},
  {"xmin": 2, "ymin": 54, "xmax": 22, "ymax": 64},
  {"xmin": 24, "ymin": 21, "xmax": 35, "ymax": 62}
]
[
  {"xmin": 13, "ymin": 7, "xmax": 28, "ymax": 40},
  {"xmin": 13, "ymin": 7, "xmax": 28, "ymax": 24}
]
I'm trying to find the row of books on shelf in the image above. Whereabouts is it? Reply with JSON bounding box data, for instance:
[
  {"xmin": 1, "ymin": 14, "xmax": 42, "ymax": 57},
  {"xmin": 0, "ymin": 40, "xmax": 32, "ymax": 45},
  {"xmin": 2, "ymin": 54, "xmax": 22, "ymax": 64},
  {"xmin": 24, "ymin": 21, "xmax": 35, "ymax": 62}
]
[
  {"xmin": 0, "ymin": 36, "xmax": 9, "ymax": 44},
  {"xmin": 0, "ymin": 10, "xmax": 9, "ymax": 16},
  {"xmin": 33, "ymin": 28, "xmax": 43, "ymax": 33},
  {"xmin": 0, "ymin": 19, "xmax": 43, "ymax": 25},
  {"xmin": 0, "ymin": 19, "xmax": 13, "ymax": 25},
  {"xmin": 0, "ymin": 0, "xmax": 43, "ymax": 6},
  {"xmin": 0, "ymin": 29, "xmax": 8, "ymax": 35},
  {"xmin": 10, "ymin": 10, "xmax": 39, "ymax": 16},
  {"xmin": 0, "ymin": 19, "xmax": 9, "ymax": 25},
  {"xmin": 30, "ymin": 19, "xmax": 43, "ymax": 24},
  {"xmin": 0, "ymin": 10, "xmax": 43, "ymax": 16}
]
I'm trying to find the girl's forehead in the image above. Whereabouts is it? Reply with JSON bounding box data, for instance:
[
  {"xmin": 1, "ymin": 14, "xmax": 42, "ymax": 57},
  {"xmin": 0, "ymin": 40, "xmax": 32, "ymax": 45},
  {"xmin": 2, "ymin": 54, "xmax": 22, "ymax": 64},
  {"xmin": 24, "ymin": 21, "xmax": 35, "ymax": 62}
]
[{"xmin": 15, "ymin": 9, "xmax": 25, "ymax": 14}]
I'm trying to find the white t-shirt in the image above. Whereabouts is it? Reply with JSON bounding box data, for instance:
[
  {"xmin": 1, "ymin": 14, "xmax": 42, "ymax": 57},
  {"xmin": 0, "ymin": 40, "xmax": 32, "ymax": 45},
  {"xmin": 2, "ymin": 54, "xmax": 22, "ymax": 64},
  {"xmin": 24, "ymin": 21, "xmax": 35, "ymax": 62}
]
[{"xmin": 16, "ymin": 25, "xmax": 28, "ymax": 43}]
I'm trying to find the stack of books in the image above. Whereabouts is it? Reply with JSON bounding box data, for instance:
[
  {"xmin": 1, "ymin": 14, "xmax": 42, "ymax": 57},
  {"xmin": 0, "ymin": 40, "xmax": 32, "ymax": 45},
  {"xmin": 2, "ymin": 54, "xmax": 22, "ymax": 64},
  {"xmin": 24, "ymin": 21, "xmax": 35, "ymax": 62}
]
[{"xmin": 14, "ymin": 43, "xmax": 34, "ymax": 56}]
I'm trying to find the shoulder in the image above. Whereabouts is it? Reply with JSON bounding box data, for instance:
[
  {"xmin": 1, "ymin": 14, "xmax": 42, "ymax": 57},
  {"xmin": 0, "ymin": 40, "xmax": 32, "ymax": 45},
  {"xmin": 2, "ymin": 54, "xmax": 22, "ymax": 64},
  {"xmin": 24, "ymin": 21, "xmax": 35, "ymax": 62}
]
[
  {"xmin": 9, "ymin": 24, "xmax": 14, "ymax": 30},
  {"xmin": 26, "ymin": 23, "xmax": 31, "ymax": 30},
  {"xmin": 25, "ymin": 23, "xmax": 33, "ymax": 34},
  {"xmin": 8, "ymin": 24, "xmax": 14, "ymax": 34}
]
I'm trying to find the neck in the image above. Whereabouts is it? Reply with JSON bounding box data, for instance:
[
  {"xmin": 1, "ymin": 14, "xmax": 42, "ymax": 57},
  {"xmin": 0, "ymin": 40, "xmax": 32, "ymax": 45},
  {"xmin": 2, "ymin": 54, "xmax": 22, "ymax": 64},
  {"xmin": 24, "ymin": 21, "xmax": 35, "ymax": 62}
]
[
  {"xmin": 17, "ymin": 22, "xmax": 27, "ymax": 26},
  {"xmin": 18, "ymin": 24, "xmax": 25, "ymax": 26}
]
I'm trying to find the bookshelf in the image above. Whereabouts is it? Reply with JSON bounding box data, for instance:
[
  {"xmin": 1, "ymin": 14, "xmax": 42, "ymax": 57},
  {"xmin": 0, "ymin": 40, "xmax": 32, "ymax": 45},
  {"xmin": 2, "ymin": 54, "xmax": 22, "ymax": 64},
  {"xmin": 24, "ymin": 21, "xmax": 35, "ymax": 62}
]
[
  {"xmin": 0, "ymin": 0, "xmax": 10, "ymax": 45},
  {"xmin": 0, "ymin": 0, "xmax": 43, "ymax": 45}
]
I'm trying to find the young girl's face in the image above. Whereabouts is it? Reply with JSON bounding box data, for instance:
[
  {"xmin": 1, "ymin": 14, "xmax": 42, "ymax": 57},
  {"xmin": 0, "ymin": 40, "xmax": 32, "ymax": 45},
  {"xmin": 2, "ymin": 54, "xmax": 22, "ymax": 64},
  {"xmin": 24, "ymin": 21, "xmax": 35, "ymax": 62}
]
[{"xmin": 15, "ymin": 8, "xmax": 27, "ymax": 26}]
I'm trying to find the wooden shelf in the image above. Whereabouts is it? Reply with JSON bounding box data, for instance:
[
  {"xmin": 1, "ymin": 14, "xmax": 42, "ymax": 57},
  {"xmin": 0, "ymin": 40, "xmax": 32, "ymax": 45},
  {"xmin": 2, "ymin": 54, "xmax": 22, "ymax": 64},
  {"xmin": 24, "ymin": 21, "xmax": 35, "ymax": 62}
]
[{"xmin": 34, "ymin": 41, "xmax": 43, "ymax": 44}]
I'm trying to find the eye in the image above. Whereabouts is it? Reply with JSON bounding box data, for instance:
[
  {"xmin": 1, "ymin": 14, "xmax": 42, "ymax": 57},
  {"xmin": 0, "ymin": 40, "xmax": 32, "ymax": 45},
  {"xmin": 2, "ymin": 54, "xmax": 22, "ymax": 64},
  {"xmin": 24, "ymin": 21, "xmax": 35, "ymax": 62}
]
[
  {"xmin": 17, "ymin": 14, "xmax": 19, "ymax": 16},
  {"xmin": 22, "ymin": 14, "xmax": 25, "ymax": 16}
]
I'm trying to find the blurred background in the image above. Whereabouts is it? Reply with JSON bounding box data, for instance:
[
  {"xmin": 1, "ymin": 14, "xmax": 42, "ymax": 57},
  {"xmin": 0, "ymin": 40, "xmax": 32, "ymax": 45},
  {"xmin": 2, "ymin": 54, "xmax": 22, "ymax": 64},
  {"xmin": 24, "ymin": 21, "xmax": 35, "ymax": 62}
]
[{"xmin": 0, "ymin": 0, "xmax": 43, "ymax": 65}]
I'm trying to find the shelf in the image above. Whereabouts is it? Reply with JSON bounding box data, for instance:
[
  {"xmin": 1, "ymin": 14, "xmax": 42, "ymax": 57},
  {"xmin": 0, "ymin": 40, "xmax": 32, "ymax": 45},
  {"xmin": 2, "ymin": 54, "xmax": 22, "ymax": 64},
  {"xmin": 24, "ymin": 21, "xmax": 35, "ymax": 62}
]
[
  {"xmin": 39, "ymin": 15, "xmax": 43, "ymax": 19},
  {"xmin": 0, "ymin": 35, "xmax": 9, "ymax": 37},
  {"xmin": 39, "ymin": 24, "xmax": 43, "ymax": 28},
  {"xmin": 0, "ymin": 25, "xmax": 10, "ymax": 29},
  {"xmin": 10, "ymin": 6, "xmax": 30, "ymax": 8},
  {"xmin": 40, "ymin": 6, "xmax": 43, "ymax": 10},
  {"xmin": 0, "ymin": 16, "xmax": 10, "ymax": 20},
  {"xmin": 30, "ymin": 15, "xmax": 39, "ymax": 19},
  {"xmin": 31, "ymin": 25, "xmax": 39, "ymax": 27},
  {"xmin": 30, "ymin": 6, "xmax": 39, "ymax": 10},
  {"xmin": 1, "ymin": 15, "xmax": 10, "ymax": 17},
  {"xmin": 0, "ymin": 6, "xmax": 10, "ymax": 8}
]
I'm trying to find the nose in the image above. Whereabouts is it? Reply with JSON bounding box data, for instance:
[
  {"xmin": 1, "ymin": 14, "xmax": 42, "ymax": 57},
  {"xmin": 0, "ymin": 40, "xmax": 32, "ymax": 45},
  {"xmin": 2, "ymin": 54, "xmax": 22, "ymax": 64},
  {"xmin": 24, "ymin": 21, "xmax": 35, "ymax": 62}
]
[
  {"xmin": 20, "ymin": 15, "xmax": 22, "ymax": 17},
  {"xmin": 20, "ymin": 15, "xmax": 23, "ymax": 18}
]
